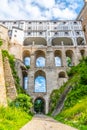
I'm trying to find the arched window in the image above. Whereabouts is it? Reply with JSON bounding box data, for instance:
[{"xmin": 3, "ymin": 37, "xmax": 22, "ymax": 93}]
[
  {"xmin": 80, "ymin": 50, "xmax": 85, "ymax": 57},
  {"xmin": 23, "ymin": 50, "xmax": 30, "ymax": 66},
  {"xmin": 54, "ymin": 50, "xmax": 62, "ymax": 66},
  {"xmin": 23, "ymin": 76, "xmax": 28, "ymax": 89},
  {"xmin": 34, "ymin": 97, "xmax": 45, "ymax": 114},
  {"xmin": 34, "ymin": 70, "xmax": 46, "ymax": 92},
  {"xmin": 35, "ymin": 50, "xmax": 45, "ymax": 67},
  {"xmin": 59, "ymin": 71, "xmax": 65, "ymax": 78},
  {"xmin": 77, "ymin": 37, "xmax": 85, "ymax": 45},
  {"xmin": 66, "ymin": 50, "xmax": 74, "ymax": 67}
]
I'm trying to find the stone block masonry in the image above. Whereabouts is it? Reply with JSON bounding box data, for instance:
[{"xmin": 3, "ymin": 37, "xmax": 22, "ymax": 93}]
[
  {"xmin": 4, "ymin": 57, "xmax": 17, "ymax": 100},
  {"xmin": 0, "ymin": 49, "xmax": 7, "ymax": 106}
]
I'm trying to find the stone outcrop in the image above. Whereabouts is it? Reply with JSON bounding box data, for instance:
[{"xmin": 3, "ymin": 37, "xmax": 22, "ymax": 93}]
[
  {"xmin": 0, "ymin": 49, "xmax": 7, "ymax": 106},
  {"xmin": 4, "ymin": 57, "xmax": 17, "ymax": 100}
]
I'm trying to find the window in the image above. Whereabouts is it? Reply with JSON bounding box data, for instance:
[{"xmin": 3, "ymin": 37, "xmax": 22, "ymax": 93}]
[
  {"xmin": 74, "ymin": 21, "xmax": 77, "ymax": 24},
  {"xmin": 29, "ymin": 22, "xmax": 31, "ymax": 24},
  {"xmin": 76, "ymin": 32, "xmax": 80, "ymax": 35},
  {"xmin": 3, "ymin": 22, "xmax": 5, "ymax": 24},
  {"xmin": 39, "ymin": 22, "xmax": 42, "ymax": 24},
  {"xmin": 63, "ymin": 21, "xmax": 66, "ymax": 24},
  {"xmin": 15, "ymin": 30, "xmax": 17, "ymax": 32},
  {"xmin": 14, "ymin": 35, "xmax": 16, "ymax": 37},
  {"xmin": 28, "ymin": 32, "xmax": 31, "ymax": 35},
  {"xmin": 28, "ymin": 27, "xmax": 31, "ymax": 30},
  {"xmin": 39, "ymin": 32, "xmax": 43, "ymax": 35},
  {"xmin": 55, "ymin": 32, "xmax": 58, "ymax": 35},
  {"xmin": 65, "ymin": 32, "xmax": 68, "ymax": 35},
  {"xmin": 53, "ymin": 21, "xmax": 57, "ymax": 24},
  {"xmin": 14, "ymin": 22, "xmax": 16, "ymax": 24}
]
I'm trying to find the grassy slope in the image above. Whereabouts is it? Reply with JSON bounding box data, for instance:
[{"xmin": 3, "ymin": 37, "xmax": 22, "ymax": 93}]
[
  {"xmin": 0, "ymin": 50, "xmax": 33, "ymax": 130},
  {"xmin": 0, "ymin": 106, "xmax": 32, "ymax": 130},
  {"xmin": 50, "ymin": 58, "xmax": 87, "ymax": 130}
]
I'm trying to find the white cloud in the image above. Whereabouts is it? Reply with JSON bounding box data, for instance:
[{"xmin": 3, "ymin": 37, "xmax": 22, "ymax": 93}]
[{"xmin": 0, "ymin": 0, "xmax": 84, "ymax": 20}]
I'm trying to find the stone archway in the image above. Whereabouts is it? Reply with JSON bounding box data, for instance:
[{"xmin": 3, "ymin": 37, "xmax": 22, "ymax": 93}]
[{"xmin": 34, "ymin": 97, "xmax": 45, "ymax": 114}]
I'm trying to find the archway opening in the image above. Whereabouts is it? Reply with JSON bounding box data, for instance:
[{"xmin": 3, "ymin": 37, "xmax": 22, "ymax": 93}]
[
  {"xmin": 34, "ymin": 70, "xmax": 46, "ymax": 92},
  {"xmin": 34, "ymin": 98, "xmax": 45, "ymax": 114},
  {"xmin": 35, "ymin": 50, "xmax": 45, "ymax": 67},
  {"xmin": 54, "ymin": 50, "xmax": 62, "ymax": 66},
  {"xmin": 23, "ymin": 50, "xmax": 30, "ymax": 67},
  {"xmin": 66, "ymin": 50, "xmax": 74, "ymax": 67}
]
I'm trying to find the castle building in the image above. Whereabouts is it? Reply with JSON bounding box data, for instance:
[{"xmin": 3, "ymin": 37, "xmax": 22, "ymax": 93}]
[{"xmin": 0, "ymin": 0, "xmax": 87, "ymax": 113}]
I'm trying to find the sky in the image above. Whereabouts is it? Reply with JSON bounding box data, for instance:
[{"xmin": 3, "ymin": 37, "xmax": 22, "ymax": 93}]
[{"xmin": 0, "ymin": 0, "xmax": 84, "ymax": 20}]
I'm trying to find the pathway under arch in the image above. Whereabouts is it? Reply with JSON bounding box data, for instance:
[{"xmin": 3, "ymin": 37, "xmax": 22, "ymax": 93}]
[{"xmin": 34, "ymin": 97, "xmax": 45, "ymax": 114}]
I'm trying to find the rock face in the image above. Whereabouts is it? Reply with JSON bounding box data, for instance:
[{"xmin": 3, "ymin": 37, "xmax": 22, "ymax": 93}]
[
  {"xmin": 4, "ymin": 57, "xmax": 17, "ymax": 100},
  {"xmin": 0, "ymin": 49, "xmax": 7, "ymax": 106}
]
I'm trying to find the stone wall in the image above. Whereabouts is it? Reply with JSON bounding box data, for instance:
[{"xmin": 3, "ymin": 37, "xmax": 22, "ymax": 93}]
[
  {"xmin": 0, "ymin": 24, "xmax": 9, "ymax": 50},
  {"xmin": 4, "ymin": 57, "xmax": 17, "ymax": 100},
  {"xmin": 0, "ymin": 49, "xmax": 7, "ymax": 106},
  {"xmin": 77, "ymin": 3, "xmax": 87, "ymax": 43}
]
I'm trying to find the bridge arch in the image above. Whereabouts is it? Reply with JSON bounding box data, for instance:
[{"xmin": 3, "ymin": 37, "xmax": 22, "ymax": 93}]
[
  {"xmin": 77, "ymin": 37, "xmax": 85, "ymax": 45},
  {"xmin": 23, "ymin": 50, "xmax": 30, "ymax": 66},
  {"xmin": 23, "ymin": 37, "xmax": 47, "ymax": 46},
  {"xmin": 34, "ymin": 97, "xmax": 45, "ymax": 114},
  {"xmin": 80, "ymin": 49, "xmax": 85, "ymax": 57},
  {"xmin": 59, "ymin": 71, "xmax": 66, "ymax": 78},
  {"xmin": 54, "ymin": 50, "xmax": 62, "ymax": 66},
  {"xmin": 35, "ymin": 50, "xmax": 45, "ymax": 67},
  {"xmin": 52, "ymin": 37, "xmax": 73, "ymax": 46},
  {"xmin": 66, "ymin": 50, "xmax": 74, "ymax": 66}
]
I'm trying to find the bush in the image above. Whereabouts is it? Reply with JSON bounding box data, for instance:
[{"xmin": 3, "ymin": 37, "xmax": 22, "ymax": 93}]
[
  {"xmin": 10, "ymin": 94, "xmax": 33, "ymax": 114},
  {"xmin": 0, "ymin": 39, "xmax": 3, "ymax": 46},
  {"xmin": 0, "ymin": 106, "xmax": 32, "ymax": 130}
]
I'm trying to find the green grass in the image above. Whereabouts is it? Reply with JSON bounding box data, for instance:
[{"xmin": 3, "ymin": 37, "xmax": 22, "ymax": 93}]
[
  {"xmin": 49, "ymin": 57, "xmax": 87, "ymax": 130},
  {"xmin": 55, "ymin": 97, "xmax": 87, "ymax": 130},
  {"xmin": 0, "ymin": 106, "xmax": 32, "ymax": 130}
]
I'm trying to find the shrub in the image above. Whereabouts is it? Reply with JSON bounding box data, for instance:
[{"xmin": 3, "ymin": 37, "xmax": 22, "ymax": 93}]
[
  {"xmin": 0, "ymin": 39, "xmax": 3, "ymax": 46},
  {"xmin": 10, "ymin": 94, "xmax": 33, "ymax": 114}
]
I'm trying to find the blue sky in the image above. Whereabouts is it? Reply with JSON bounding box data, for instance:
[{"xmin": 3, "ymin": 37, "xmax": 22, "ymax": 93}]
[{"xmin": 0, "ymin": 0, "xmax": 84, "ymax": 20}]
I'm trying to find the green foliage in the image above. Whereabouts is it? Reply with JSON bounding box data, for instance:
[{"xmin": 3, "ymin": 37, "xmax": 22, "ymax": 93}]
[
  {"xmin": 34, "ymin": 99, "xmax": 44, "ymax": 113},
  {"xmin": 55, "ymin": 97, "xmax": 87, "ymax": 130},
  {"xmin": 10, "ymin": 94, "xmax": 33, "ymax": 114},
  {"xmin": 0, "ymin": 106, "xmax": 32, "ymax": 130},
  {"xmin": 66, "ymin": 57, "xmax": 72, "ymax": 67},
  {"xmin": 49, "ymin": 82, "xmax": 68, "ymax": 113},
  {"xmin": 0, "ymin": 39, "xmax": 3, "ymax": 46},
  {"xmin": 2, "ymin": 50, "xmax": 25, "ymax": 93},
  {"xmin": 50, "ymin": 57, "xmax": 87, "ymax": 129},
  {"xmin": 26, "ymin": 65, "xmax": 30, "ymax": 69}
]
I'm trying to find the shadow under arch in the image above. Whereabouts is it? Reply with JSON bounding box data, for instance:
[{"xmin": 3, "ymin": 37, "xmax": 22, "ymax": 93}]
[
  {"xmin": 52, "ymin": 37, "xmax": 73, "ymax": 46},
  {"xmin": 23, "ymin": 37, "xmax": 47, "ymax": 46},
  {"xmin": 77, "ymin": 37, "xmax": 85, "ymax": 45},
  {"xmin": 34, "ymin": 97, "xmax": 45, "ymax": 114}
]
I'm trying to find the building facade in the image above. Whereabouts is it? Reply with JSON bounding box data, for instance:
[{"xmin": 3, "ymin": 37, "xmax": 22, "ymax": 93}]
[{"xmin": 0, "ymin": 1, "xmax": 87, "ymax": 113}]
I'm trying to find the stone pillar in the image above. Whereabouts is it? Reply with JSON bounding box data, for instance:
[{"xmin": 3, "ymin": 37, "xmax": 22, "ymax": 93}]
[
  {"xmin": 0, "ymin": 49, "xmax": 7, "ymax": 106},
  {"xmin": 46, "ymin": 46, "xmax": 54, "ymax": 67},
  {"xmin": 62, "ymin": 48, "xmax": 67, "ymax": 67},
  {"xmin": 74, "ymin": 47, "xmax": 81, "ymax": 65},
  {"xmin": 28, "ymin": 70, "xmax": 34, "ymax": 96},
  {"xmin": 73, "ymin": 38, "xmax": 77, "ymax": 46},
  {"xmin": 45, "ymin": 98, "xmax": 49, "ymax": 114},
  {"xmin": 30, "ymin": 54, "xmax": 35, "ymax": 69}
]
